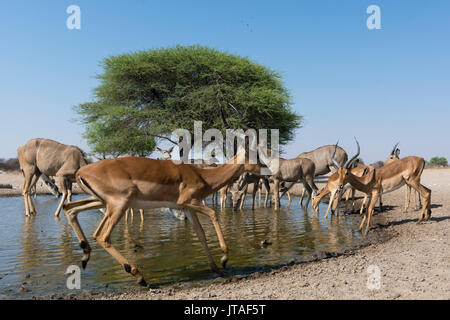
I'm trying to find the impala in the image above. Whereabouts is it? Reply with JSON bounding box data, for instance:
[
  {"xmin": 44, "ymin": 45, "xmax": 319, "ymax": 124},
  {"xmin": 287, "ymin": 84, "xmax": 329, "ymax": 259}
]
[
  {"xmin": 230, "ymin": 172, "xmax": 270, "ymax": 210},
  {"xmin": 312, "ymin": 163, "xmax": 374, "ymax": 218},
  {"xmin": 63, "ymin": 143, "xmax": 260, "ymax": 286},
  {"xmin": 331, "ymin": 140, "xmax": 431, "ymax": 235},
  {"xmin": 385, "ymin": 143, "xmax": 422, "ymax": 211}
]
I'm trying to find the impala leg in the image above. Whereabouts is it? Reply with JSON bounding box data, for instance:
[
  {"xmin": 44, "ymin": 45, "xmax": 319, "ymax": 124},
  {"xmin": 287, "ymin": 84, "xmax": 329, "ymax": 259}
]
[
  {"xmin": 404, "ymin": 185, "xmax": 411, "ymax": 212},
  {"xmin": 406, "ymin": 180, "xmax": 431, "ymax": 222},
  {"xmin": 325, "ymin": 189, "xmax": 337, "ymax": 219},
  {"xmin": 273, "ymin": 179, "xmax": 280, "ymax": 210},
  {"xmin": 183, "ymin": 201, "xmax": 229, "ymax": 268},
  {"xmin": 54, "ymin": 177, "xmax": 69, "ymax": 217},
  {"xmin": 63, "ymin": 198, "xmax": 105, "ymax": 268},
  {"xmin": 240, "ymin": 186, "xmax": 247, "ymax": 210},
  {"xmin": 252, "ymin": 181, "xmax": 259, "ymax": 210},
  {"xmin": 184, "ymin": 210, "xmax": 220, "ymax": 274},
  {"xmin": 413, "ymin": 190, "xmax": 418, "ymax": 210},
  {"xmin": 96, "ymin": 205, "xmax": 147, "ymax": 286},
  {"xmin": 359, "ymin": 212, "xmax": 367, "ymax": 232},
  {"xmin": 257, "ymin": 183, "xmax": 261, "ymax": 208},
  {"xmin": 378, "ymin": 193, "xmax": 384, "ymax": 213},
  {"xmin": 139, "ymin": 209, "xmax": 144, "ymax": 221},
  {"xmin": 287, "ymin": 192, "xmax": 292, "ymax": 208},
  {"xmin": 350, "ymin": 188, "xmax": 356, "ymax": 213},
  {"xmin": 363, "ymin": 192, "xmax": 379, "ymax": 235},
  {"xmin": 344, "ymin": 188, "xmax": 351, "ymax": 202},
  {"xmin": 417, "ymin": 192, "xmax": 422, "ymax": 210},
  {"xmin": 332, "ymin": 190, "xmax": 343, "ymax": 215},
  {"xmin": 264, "ymin": 186, "xmax": 269, "ymax": 208},
  {"xmin": 360, "ymin": 194, "xmax": 369, "ymax": 215}
]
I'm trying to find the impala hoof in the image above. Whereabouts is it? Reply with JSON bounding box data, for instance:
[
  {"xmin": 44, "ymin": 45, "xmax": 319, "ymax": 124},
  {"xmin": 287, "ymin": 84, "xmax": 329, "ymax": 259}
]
[
  {"xmin": 82, "ymin": 260, "xmax": 88, "ymax": 269},
  {"xmin": 138, "ymin": 278, "xmax": 147, "ymax": 287},
  {"xmin": 220, "ymin": 255, "xmax": 229, "ymax": 268}
]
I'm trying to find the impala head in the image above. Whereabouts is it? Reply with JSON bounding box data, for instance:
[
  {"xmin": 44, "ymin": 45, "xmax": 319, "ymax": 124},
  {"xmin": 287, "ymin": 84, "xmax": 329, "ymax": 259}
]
[
  {"xmin": 331, "ymin": 138, "xmax": 360, "ymax": 191},
  {"xmin": 230, "ymin": 183, "xmax": 245, "ymax": 211},
  {"xmin": 156, "ymin": 146, "xmax": 174, "ymax": 160},
  {"xmin": 385, "ymin": 142, "xmax": 400, "ymax": 165}
]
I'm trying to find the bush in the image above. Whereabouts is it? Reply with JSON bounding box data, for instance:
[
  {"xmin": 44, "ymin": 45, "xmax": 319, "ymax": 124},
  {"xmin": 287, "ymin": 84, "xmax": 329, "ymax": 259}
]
[
  {"xmin": 428, "ymin": 157, "xmax": 448, "ymax": 167},
  {"xmin": 0, "ymin": 158, "xmax": 20, "ymax": 171}
]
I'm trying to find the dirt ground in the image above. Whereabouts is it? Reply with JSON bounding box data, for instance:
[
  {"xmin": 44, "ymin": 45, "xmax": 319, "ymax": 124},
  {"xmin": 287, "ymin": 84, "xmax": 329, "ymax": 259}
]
[{"xmin": 2, "ymin": 168, "xmax": 449, "ymax": 300}]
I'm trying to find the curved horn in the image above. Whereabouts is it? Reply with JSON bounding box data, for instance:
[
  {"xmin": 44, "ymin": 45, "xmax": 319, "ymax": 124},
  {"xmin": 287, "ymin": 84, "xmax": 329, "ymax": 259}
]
[
  {"xmin": 390, "ymin": 142, "xmax": 399, "ymax": 155},
  {"xmin": 331, "ymin": 140, "xmax": 342, "ymax": 169},
  {"xmin": 228, "ymin": 103, "xmax": 257, "ymax": 130},
  {"xmin": 221, "ymin": 108, "xmax": 231, "ymax": 129},
  {"xmin": 345, "ymin": 137, "xmax": 360, "ymax": 169}
]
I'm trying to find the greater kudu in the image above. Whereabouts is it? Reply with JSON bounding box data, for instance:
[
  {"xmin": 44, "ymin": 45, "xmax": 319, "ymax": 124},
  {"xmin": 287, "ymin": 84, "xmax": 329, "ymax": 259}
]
[
  {"xmin": 17, "ymin": 138, "xmax": 87, "ymax": 217},
  {"xmin": 226, "ymin": 104, "xmax": 318, "ymax": 210}
]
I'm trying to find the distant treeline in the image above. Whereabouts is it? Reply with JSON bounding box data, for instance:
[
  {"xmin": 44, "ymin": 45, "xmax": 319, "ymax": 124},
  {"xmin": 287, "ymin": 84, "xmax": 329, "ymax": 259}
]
[
  {"xmin": 0, "ymin": 158, "xmax": 20, "ymax": 171},
  {"xmin": 426, "ymin": 157, "xmax": 448, "ymax": 168}
]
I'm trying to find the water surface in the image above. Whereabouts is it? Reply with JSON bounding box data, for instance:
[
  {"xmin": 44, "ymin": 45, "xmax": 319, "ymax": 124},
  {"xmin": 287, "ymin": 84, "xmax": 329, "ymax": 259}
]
[{"xmin": 0, "ymin": 194, "xmax": 361, "ymax": 298}]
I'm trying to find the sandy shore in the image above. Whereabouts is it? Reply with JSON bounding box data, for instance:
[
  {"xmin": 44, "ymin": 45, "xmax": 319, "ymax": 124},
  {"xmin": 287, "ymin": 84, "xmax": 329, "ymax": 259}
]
[
  {"xmin": 0, "ymin": 171, "xmax": 84, "ymax": 196},
  {"xmin": 3, "ymin": 168, "xmax": 449, "ymax": 300}
]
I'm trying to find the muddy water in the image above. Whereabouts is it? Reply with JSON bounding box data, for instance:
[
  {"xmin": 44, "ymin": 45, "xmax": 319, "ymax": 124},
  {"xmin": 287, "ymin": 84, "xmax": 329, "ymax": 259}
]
[{"xmin": 0, "ymin": 194, "xmax": 362, "ymax": 299}]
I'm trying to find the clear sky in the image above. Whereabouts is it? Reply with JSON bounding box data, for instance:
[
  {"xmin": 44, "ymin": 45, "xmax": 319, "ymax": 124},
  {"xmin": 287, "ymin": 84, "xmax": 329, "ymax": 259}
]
[{"xmin": 1, "ymin": 0, "xmax": 449, "ymax": 163}]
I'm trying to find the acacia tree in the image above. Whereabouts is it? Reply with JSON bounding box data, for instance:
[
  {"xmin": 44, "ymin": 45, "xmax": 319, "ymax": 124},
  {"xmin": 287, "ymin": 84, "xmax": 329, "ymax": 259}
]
[{"xmin": 75, "ymin": 45, "xmax": 302, "ymax": 158}]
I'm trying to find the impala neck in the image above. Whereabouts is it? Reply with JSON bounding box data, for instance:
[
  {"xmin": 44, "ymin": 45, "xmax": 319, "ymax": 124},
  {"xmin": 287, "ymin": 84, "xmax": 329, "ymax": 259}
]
[
  {"xmin": 197, "ymin": 149, "xmax": 248, "ymax": 192},
  {"xmin": 346, "ymin": 169, "xmax": 376, "ymax": 194}
]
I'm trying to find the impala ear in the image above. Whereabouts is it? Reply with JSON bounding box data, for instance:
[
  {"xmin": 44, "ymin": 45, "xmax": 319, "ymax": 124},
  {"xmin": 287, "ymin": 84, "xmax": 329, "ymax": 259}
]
[
  {"xmin": 168, "ymin": 146, "xmax": 174, "ymax": 153},
  {"xmin": 363, "ymin": 167, "xmax": 370, "ymax": 175},
  {"xmin": 395, "ymin": 148, "xmax": 400, "ymax": 157},
  {"xmin": 156, "ymin": 147, "xmax": 162, "ymax": 152}
]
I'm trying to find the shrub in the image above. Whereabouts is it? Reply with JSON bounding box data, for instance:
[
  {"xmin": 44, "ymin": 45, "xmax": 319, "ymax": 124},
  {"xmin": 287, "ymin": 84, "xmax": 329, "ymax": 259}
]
[
  {"xmin": 428, "ymin": 157, "xmax": 448, "ymax": 167},
  {"xmin": 0, "ymin": 158, "xmax": 20, "ymax": 171}
]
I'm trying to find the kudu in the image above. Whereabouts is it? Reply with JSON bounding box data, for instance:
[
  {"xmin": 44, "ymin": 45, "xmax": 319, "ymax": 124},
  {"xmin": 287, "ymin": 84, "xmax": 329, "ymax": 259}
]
[
  {"xmin": 279, "ymin": 144, "xmax": 349, "ymax": 205},
  {"xmin": 17, "ymin": 138, "xmax": 87, "ymax": 217},
  {"xmin": 226, "ymin": 103, "xmax": 318, "ymax": 210},
  {"xmin": 331, "ymin": 139, "xmax": 431, "ymax": 235}
]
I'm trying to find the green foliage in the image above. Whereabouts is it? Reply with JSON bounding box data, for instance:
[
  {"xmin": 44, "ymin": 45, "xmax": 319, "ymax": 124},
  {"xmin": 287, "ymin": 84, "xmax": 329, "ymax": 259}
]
[
  {"xmin": 75, "ymin": 45, "xmax": 302, "ymax": 157},
  {"xmin": 428, "ymin": 157, "xmax": 448, "ymax": 167}
]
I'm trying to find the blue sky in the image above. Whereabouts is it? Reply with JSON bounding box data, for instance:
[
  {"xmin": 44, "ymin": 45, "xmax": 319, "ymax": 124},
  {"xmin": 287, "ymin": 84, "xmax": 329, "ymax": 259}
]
[{"xmin": 0, "ymin": 0, "xmax": 449, "ymax": 163}]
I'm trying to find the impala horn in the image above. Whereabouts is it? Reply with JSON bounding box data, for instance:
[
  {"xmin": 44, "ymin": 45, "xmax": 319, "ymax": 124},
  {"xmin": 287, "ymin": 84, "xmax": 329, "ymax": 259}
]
[
  {"xmin": 391, "ymin": 142, "xmax": 400, "ymax": 155},
  {"xmin": 221, "ymin": 107, "xmax": 231, "ymax": 129},
  {"xmin": 331, "ymin": 140, "xmax": 342, "ymax": 169},
  {"xmin": 345, "ymin": 137, "xmax": 360, "ymax": 169},
  {"xmin": 228, "ymin": 103, "xmax": 258, "ymax": 130}
]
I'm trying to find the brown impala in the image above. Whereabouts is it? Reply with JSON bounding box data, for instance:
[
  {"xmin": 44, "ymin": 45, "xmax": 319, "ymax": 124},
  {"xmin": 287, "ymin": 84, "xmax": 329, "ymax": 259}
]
[
  {"xmin": 331, "ymin": 139, "xmax": 431, "ymax": 235},
  {"xmin": 63, "ymin": 144, "xmax": 260, "ymax": 286}
]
